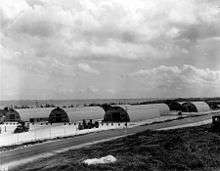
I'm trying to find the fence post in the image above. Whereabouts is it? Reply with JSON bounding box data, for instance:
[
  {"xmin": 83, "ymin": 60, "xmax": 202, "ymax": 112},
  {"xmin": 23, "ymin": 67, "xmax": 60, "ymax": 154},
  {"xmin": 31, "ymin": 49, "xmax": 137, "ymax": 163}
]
[
  {"xmin": 17, "ymin": 133, "xmax": 19, "ymax": 144},
  {"xmin": 64, "ymin": 126, "xmax": 65, "ymax": 136},
  {"xmin": 34, "ymin": 129, "xmax": 36, "ymax": 141}
]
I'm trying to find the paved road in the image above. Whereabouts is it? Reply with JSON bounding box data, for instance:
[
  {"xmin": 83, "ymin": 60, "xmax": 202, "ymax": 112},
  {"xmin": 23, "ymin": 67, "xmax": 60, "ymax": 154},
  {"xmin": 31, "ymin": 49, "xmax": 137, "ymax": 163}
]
[{"xmin": 0, "ymin": 113, "xmax": 216, "ymax": 168}]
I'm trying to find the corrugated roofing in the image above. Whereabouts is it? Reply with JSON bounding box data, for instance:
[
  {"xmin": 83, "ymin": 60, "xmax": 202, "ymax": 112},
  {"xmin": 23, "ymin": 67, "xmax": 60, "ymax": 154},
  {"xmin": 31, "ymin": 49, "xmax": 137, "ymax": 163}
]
[
  {"xmin": 116, "ymin": 104, "xmax": 170, "ymax": 121},
  {"xmin": 17, "ymin": 106, "xmax": 105, "ymax": 122}
]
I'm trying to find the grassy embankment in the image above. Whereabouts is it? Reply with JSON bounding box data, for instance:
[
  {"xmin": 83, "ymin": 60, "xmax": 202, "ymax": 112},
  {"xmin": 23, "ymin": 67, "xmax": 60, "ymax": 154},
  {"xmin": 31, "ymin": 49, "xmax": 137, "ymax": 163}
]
[{"xmin": 15, "ymin": 124, "xmax": 220, "ymax": 171}]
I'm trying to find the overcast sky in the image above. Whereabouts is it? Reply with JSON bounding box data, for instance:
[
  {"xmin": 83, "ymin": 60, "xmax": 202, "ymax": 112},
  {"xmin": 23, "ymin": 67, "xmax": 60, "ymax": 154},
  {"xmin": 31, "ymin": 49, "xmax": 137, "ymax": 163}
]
[{"xmin": 0, "ymin": 0, "xmax": 220, "ymax": 100}]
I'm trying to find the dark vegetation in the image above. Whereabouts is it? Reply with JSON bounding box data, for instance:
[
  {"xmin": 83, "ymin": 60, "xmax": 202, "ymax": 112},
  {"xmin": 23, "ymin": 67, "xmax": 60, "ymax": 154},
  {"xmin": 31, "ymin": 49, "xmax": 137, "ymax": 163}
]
[
  {"xmin": 102, "ymin": 104, "xmax": 130, "ymax": 122},
  {"xmin": 78, "ymin": 119, "xmax": 99, "ymax": 130},
  {"xmin": 15, "ymin": 124, "xmax": 220, "ymax": 171},
  {"xmin": 14, "ymin": 121, "xmax": 29, "ymax": 133}
]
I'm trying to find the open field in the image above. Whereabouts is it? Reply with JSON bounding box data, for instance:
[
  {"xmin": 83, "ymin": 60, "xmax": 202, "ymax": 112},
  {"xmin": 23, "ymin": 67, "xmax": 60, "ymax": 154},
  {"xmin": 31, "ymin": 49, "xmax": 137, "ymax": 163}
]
[{"xmin": 13, "ymin": 124, "xmax": 220, "ymax": 171}]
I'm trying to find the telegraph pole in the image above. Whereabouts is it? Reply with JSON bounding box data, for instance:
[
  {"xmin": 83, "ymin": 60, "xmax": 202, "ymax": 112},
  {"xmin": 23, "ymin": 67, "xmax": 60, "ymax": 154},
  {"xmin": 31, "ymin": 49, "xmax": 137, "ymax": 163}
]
[{"xmin": 125, "ymin": 106, "xmax": 128, "ymax": 134}]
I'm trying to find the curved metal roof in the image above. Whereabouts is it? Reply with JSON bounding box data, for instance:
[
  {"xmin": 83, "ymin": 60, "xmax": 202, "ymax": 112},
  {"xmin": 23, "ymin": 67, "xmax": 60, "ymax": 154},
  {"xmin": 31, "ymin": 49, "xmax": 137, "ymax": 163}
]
[
  {"xmin": 17, "ymin": 106, "xmax": 105, "ymax": 122},
  {"xmin": 116, "ymin": 104, "xmax": 170, "ymax": 121},
  {"xmin": 0, "ymin": 109, "xmax": 21, "ymax": 122},
  {"xmin": 205, "ymin": 101, "xmax": 220, "ymax": 110},
  {"xmin": 190, "ymin": 101, "xmax": 211, "ymax": 112},
  {"xmin": 179, "ymin": 101, "xmax": 211, "ymax": 113},
  {"xmin": 17, "ymin": 108, "xmax": 54, "ymax": 121},
  {"xmin": 64, "ymin": 106, "xmax": 105, "ymax": 122}
]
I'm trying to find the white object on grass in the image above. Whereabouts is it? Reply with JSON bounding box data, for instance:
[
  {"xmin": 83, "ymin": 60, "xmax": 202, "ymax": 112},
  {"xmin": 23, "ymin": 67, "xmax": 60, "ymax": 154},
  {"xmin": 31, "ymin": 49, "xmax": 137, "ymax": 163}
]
[{"xmin": 83, "ymin": 155, "xmax": 117, "ymax": 165}]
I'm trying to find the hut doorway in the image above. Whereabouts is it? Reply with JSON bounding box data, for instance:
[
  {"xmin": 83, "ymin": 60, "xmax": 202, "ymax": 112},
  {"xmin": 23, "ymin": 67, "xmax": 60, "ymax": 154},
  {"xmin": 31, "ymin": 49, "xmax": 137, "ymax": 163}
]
[
  {"xmin": 48, "ymin": 107, "xmax": 70, "ymax": 123},
  {"xmin": 112, "ymin": 112, "xmax": 121, "ymax": 122}
]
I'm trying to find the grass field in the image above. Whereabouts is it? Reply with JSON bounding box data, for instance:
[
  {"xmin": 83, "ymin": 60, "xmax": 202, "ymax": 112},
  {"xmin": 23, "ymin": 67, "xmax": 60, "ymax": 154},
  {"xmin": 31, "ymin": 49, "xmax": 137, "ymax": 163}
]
[{"xmin": 14, "ymin": 124, "xmax": 220, "ymax": 171}]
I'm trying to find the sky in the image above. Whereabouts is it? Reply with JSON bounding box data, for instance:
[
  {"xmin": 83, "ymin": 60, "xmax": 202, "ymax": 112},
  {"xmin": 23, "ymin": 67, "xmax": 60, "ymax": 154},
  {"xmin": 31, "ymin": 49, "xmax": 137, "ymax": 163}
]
[{"xmin": 0, "ymin": 0, "xmax": 220, "ymax": 100}]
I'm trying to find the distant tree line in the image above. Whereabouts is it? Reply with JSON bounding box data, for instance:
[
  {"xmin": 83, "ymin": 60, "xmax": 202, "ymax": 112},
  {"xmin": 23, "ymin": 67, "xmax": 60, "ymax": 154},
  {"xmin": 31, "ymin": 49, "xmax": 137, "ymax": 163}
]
[{"xmin": 4, "ymin": 97, "xmax": 220, "ymax": 109}]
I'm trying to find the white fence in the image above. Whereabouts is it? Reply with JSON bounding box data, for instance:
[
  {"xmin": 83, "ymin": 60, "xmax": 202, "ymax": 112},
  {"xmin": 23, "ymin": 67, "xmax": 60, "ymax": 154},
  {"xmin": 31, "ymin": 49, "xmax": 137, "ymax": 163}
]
[
  {"xmin": 0, "ymin": 122, "xmax": 19, "ymax": 134},
  {"xmin": 0, "ymin": 122, "xmax": 128, "ymax": 147}
]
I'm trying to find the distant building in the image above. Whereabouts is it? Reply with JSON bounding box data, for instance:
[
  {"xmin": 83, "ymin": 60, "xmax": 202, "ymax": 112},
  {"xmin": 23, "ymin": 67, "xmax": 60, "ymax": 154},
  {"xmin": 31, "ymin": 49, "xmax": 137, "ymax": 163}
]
[
  {"xmin": 206, "ymin": 101, "xmax": 220, "ymax": 110},
  {"xmin": 181, "ymin": 102, "xmax": 198, "ymax": 112},
  {"xmin": 112, "ymin": 103, "xmax": 170, "ymax": 120},
  {"xmin": 165, "ymin": 101, "xmax": 182, "ymax": 111},
  {"xmin": 16, "ymin": 106, "xmax": 105, "ymax": 123},
  {"xmin": 0, "ymin": 109, "xmax": 7, "ymax": 123},
  {"xmin": 180, "ymin": 101, "xmax": 211, "ymax": 113},
  {"xmin": 0, "ymin": 108, "xmax": 21, "ymax": 122}
]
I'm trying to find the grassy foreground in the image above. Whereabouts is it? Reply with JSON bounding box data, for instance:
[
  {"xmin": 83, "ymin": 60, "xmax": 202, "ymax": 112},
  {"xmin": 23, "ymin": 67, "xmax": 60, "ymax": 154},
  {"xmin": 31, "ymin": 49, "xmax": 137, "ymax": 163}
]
[{"xmin": 15, "ymin": 124, "xmax": 220, "ymax": 171}]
